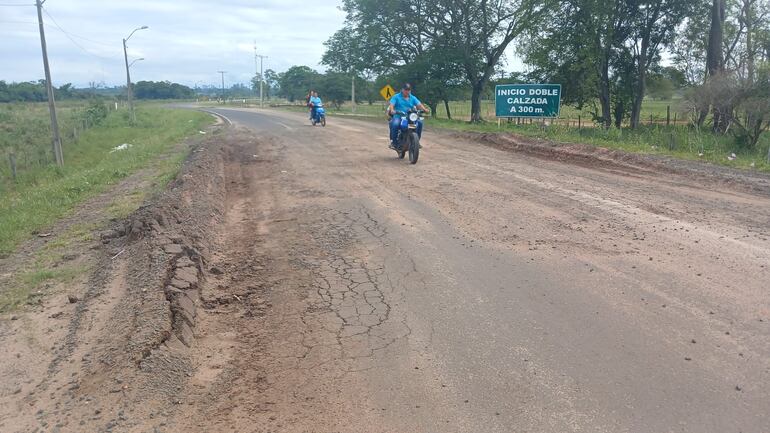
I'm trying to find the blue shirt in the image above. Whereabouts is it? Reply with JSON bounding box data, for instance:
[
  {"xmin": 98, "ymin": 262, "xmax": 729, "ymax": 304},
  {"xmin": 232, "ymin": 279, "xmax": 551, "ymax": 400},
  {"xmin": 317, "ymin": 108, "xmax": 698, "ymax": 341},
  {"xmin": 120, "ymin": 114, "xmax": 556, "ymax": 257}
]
[
  {"xmin": 390, "ymin": 93, "xmax": 421, "ymax": 116},
  {"xmin": 309, "ymin": 96, "xmax": 322, "ymax": 106}
]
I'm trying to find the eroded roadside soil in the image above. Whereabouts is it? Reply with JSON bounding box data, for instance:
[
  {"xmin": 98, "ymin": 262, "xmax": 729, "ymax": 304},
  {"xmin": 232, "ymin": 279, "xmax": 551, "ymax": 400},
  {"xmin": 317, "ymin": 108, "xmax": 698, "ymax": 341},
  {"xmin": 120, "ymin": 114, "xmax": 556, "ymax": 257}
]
[{"xmin": 1, "ymin": 108, "xmax": 769, "ymax": 433}]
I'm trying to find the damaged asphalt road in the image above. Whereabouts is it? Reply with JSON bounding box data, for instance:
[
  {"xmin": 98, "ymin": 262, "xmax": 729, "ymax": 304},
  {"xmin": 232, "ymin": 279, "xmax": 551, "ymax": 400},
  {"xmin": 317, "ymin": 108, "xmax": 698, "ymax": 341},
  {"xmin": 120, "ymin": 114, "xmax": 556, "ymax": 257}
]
[{"xmin": 2, "ymin": 107, "xmax": 769, "ymax": 433}]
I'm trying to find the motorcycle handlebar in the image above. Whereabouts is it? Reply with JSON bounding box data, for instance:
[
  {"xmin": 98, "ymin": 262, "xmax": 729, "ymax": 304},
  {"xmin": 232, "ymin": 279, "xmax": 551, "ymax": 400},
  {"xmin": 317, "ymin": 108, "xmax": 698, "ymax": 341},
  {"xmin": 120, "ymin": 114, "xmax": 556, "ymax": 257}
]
[{"xmin": 393, "ymin": 109, "xmax": 424, "ymax": 116}]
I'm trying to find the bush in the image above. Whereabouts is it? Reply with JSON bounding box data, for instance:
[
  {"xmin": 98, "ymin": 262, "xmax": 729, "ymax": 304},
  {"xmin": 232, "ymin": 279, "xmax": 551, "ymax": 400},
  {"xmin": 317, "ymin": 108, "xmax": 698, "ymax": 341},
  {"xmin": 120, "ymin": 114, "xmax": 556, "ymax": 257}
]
[{"xmin": 82, "ymin": 100, "xmax": 108, "ymax": 126}]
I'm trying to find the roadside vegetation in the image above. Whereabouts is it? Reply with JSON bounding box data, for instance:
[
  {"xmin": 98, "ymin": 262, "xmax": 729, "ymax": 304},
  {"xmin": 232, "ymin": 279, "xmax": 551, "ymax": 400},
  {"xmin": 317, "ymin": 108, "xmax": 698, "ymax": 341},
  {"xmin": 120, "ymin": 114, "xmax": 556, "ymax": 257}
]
[
  {"xmin": 233, "ymin": 0, "xmax": 770, "ymax": 172},
  {"xmin": 274, "ymin": 98, "xmax": 769, "ymax": 173},
  {"xmin": 0, "ymin": 103, "xmax": 211, "ymax": 256}
]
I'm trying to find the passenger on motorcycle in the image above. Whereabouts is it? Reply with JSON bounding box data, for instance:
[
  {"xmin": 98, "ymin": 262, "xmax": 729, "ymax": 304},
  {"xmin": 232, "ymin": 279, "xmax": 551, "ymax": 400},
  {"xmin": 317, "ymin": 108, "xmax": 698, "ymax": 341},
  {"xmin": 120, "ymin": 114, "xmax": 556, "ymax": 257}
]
[
  {"xmin": 308, "ymin": 91, "xmax": 322, "ymax": 120},
  {"xmin": 387, "ymin": 83, "xmax": 428, "ymax": 149}
]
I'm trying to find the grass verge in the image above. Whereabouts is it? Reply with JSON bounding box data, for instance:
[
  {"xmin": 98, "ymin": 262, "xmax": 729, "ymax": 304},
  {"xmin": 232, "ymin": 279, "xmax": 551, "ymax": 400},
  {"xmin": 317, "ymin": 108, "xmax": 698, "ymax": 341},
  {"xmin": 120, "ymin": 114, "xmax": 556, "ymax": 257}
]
[{"xmin": 0, "ymin": 105, "xmax": 212, "ymax": 256}]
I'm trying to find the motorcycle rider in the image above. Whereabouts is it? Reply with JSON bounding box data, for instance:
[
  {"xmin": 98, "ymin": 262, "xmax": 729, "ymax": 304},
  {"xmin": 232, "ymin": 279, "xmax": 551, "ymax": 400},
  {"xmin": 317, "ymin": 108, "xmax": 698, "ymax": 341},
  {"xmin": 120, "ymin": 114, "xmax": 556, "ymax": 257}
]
[
  {"xmin": 308, "ymin": 91, "xmax": 322, "ymax": 121},
  {"xmin": 387, "ymin": 83, "xmax": 428, "ymax": 149}
]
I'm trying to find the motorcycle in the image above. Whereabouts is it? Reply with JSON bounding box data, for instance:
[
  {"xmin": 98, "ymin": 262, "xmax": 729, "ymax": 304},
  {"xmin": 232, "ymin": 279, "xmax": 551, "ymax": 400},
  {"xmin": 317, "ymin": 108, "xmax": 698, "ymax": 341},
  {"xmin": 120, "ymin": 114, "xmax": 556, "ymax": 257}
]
[
  {"xmin": 392, "ymin": 109, "xmax": 424, "ymax": 164},
  {"xmin": 310, "ymin": 103, "xmax": 326, "ymax": 127}
]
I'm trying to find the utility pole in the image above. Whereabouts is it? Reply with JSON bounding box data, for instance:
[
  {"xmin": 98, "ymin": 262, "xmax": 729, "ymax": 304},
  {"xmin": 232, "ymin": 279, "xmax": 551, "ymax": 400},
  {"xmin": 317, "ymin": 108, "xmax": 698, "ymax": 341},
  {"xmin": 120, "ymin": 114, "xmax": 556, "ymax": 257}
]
[
  {"xmin": 255, "ymin": 53, "xmax": 268, "ymax": 108},
  {"xmin": 123, "ymin": 25, "xmax": 148, "ymax": 124},
  {"xmin": 253, "ymin": 41, "xmax": 258, "ymax": 100},
  {"xmin": 36, "ymin": 0, "xmax": 63, "ymax": 166},
  {"xmin": 123, "ymin": 38, "xmax": 133, "ymax": 122},
  {"xmin": 218, "ymin": 71, "xmax": 227, "ymax": 103}
]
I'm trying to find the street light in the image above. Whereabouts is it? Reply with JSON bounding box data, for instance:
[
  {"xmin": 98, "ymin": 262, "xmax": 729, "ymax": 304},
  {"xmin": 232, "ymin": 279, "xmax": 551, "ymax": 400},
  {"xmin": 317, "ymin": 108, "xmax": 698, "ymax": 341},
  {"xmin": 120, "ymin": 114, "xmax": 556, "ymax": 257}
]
[
  {"xmin": 123, "ymin": 25, "xmax": 148, "ymax": 123},
  {"xmin": 129, "ymin": 58, "xmax": 144, "ymax": 68}
]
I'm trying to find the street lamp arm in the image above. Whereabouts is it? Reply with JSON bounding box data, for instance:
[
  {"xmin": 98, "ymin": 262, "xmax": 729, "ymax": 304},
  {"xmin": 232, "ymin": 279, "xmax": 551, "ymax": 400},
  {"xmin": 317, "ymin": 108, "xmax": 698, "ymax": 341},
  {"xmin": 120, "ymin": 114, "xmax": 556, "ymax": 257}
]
[
  {"xmin": 125, "ymin": 25, "xmax": 148, "ymax": 42},
  {"xmin": 129, "ymin": 58, "xmax": 144, "ymax": 68}
]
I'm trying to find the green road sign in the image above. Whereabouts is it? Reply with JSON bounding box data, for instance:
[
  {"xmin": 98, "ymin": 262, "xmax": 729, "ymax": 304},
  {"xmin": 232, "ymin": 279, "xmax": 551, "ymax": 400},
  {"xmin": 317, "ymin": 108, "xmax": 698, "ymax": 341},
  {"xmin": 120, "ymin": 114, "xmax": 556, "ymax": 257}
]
[{"xmin": 495, "ymin": 84, "xmax": 561, "ymax": 118}]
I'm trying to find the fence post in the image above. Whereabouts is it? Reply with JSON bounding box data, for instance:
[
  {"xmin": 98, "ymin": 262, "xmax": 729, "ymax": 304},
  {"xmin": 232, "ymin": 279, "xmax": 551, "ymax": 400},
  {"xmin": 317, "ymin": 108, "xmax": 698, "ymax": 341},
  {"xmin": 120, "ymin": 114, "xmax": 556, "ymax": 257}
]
[
  {"xmin": 650, "ymin": 114, "xmax": 653, "ymax": 125},
  {"xmin": 674, "ymin": 112, "xmax": 677, "ymax": 124},
  {"xmin": 666, "ymin": 105, "xmax": 671, "ymax": 126},
  {"xmin": 9, "ymin": 153, "xmax": 17, "ymax": 181},
  {"xmin": 578, "ymin": 115, "xmax": 581, "ymax": 130}
]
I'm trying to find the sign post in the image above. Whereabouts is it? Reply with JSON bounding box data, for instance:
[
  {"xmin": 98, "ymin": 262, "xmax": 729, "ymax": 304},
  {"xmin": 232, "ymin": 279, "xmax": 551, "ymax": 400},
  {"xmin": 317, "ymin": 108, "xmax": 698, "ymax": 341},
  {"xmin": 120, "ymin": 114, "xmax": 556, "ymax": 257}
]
[{"xmin": 495, "ymin": 84, "xmax": 561, "ymax": 118}]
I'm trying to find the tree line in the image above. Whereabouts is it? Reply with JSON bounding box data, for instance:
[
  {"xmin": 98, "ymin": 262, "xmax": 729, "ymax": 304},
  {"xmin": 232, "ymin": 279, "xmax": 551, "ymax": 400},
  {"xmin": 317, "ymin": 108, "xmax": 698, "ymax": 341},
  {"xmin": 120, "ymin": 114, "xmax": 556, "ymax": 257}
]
[
  {"xmin": 319, "ymin": 0, "xmax": 770, "ymax": 148},
  {"xmin": 133, "ymin": 81, "xmax": 195, "ymax": 100},
  {"xmin": 0, "ymin": 80, "xmax": 95, "ymax": 103},
  {"xmin": 1, "ymin": 80, "xmax": 195, "ymax": 102}
]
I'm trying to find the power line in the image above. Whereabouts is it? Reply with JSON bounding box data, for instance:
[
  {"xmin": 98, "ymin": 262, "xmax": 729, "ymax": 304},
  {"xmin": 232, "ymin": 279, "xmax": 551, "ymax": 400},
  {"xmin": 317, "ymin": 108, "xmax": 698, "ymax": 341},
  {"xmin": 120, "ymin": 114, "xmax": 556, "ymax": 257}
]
[
  {"xmin": 1, "ymin": 19, "xmax": 116, "ymax": 48},
  {"xmin": 42, "ymin": 7, "xmax": 121, "ymax": 60}
]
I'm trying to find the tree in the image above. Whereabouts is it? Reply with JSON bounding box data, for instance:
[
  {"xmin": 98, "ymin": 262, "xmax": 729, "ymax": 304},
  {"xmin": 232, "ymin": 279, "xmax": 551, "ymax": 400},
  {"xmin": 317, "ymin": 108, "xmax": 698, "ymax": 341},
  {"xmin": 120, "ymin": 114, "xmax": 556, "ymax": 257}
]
[
  {"xmin": 522, "ymin": 0, "xmax": 636, "ymax": 128},
  {"xmin": 278, "ymin": 66, "xmax": 319, "ymax": 102},
  {"xmin": 524, "ymin": 0, "xmax": 691, "ymax": 128},
  {"xmin": 328, "ymin": 0, "xmax": 549, "ymax": 122},
  {"xmin": 319, "ymin": 72, "xmax": 351, "ymax": 108},
  {"xmin": 627, "ymin": 0, "xmax": 694, "ymax": 129},
  {"xmin": 429, "ymin": 0, "xmax": 548, "ymax": 122},
  {"xmin": 672, "ymin": 4, "xmax": 712, "ymax": 86},
  {"xmin": 264, "ymin": 69, "xmax": 280, "ymax": 98},
  {"xmin": 646, "ymin": 73, "xmax": 676, "ymax": 100}
]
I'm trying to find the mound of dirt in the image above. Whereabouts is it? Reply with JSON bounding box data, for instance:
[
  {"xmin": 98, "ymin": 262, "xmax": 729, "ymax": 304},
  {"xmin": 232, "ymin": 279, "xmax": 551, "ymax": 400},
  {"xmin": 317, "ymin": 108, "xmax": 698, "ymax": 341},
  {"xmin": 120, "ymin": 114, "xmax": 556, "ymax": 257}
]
[
  {"xmin": 1, "ymin": 125, "xmax": 231, "ymax": 433},
  {"xmin": 453, "ymin": 130, "xmax": 770, "ymax": 196}
]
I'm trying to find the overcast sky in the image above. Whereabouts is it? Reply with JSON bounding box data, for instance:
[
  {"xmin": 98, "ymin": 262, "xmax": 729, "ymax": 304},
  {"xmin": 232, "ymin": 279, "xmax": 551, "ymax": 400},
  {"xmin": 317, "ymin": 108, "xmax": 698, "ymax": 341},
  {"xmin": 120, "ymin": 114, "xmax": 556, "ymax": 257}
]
[
  {"xmin": 0, "ymin": 0, "xmax": 348, "ymax": 87},
  {"xmin": 1, "ymin": 0, "xmax": 527, "ymax": 89}
]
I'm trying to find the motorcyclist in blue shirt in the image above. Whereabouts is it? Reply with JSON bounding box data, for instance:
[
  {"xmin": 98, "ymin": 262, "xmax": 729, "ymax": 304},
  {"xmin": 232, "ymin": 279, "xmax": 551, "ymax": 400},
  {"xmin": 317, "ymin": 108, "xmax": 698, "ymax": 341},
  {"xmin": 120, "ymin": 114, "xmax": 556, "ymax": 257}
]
[
  {"xmin": 308, "ymin": 91, "xmax": 322, "ymax": 120},
  {"xmin": 387, "ymin": 83, "xmax": 428, "ymax": 149}
]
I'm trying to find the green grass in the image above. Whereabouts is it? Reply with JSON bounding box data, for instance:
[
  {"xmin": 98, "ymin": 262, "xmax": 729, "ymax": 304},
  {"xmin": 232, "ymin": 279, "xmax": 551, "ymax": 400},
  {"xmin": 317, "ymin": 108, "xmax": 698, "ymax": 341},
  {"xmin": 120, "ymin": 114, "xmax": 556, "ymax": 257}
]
[
  {"xmin": 426, "ymin": 117, "xmax": 770, "ymax": 172},
  {"xmin": 0, "ymin": 104, "xmax": 212, "ymax": 256}
]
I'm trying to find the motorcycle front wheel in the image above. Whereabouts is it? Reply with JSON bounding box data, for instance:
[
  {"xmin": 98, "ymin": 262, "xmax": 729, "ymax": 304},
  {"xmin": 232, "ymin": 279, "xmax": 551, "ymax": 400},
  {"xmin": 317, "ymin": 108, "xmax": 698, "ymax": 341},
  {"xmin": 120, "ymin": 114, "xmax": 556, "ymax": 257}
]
[
  {"xmin": 321, "ymin": 117, "xmax": 326, "ymax": 127},
  {"xmin": 408, "ymin": 132, "xmax": 419, "ymax": 164}
]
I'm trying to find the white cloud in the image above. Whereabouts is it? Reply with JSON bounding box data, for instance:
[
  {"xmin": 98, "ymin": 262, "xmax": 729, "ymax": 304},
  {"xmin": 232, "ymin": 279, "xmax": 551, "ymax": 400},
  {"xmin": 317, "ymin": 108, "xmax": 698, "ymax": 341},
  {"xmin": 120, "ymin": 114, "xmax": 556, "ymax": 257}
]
[{"xmin": 0, "ymin": 0, "xmax": 347, "ymax": 87}]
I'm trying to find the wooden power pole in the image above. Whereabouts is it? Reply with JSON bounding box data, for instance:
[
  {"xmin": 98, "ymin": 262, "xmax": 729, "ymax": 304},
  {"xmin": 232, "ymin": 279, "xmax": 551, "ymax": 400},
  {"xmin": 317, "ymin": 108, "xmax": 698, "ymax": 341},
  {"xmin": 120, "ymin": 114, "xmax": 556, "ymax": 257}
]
[{"xmin": 36, "ymin": 0, "xmax": 63, "ymax": 166}]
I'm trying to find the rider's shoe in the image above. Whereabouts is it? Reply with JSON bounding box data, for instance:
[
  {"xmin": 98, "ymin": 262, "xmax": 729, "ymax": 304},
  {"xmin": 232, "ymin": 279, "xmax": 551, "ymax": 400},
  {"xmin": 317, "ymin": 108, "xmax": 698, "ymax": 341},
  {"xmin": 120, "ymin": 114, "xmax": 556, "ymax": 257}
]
[{"xmin": 388, "ymin": 141, "xmax": 397, "ymax": 150}]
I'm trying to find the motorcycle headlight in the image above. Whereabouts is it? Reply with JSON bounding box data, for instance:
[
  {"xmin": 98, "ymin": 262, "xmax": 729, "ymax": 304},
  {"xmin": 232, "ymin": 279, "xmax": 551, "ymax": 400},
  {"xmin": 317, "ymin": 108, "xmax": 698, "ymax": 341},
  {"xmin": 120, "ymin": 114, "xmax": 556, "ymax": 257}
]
[{"xmin": 408, "ymin": 113, "xmax": 419, "ymax": 122}]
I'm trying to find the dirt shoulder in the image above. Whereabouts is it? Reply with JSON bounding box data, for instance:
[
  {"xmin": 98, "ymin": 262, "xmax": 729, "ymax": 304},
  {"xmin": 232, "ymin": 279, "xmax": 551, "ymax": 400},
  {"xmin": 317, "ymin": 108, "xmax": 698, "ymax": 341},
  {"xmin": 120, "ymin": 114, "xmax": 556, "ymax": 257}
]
[
  {"xmin": 0, "ymin": 119, "xmax": 228, "ymax": 433},
  {"xmin": 453, "ymin": 130, "xmax": 770, "ymax": 197}
]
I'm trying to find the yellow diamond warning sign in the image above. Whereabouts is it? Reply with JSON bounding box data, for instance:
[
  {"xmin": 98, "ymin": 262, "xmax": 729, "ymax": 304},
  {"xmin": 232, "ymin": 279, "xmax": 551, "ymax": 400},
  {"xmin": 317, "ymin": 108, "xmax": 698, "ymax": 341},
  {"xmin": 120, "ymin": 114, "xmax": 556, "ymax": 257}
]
[{"xmin": 379, "ymin": 84, "xmax": 396, "ymax": 101}]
